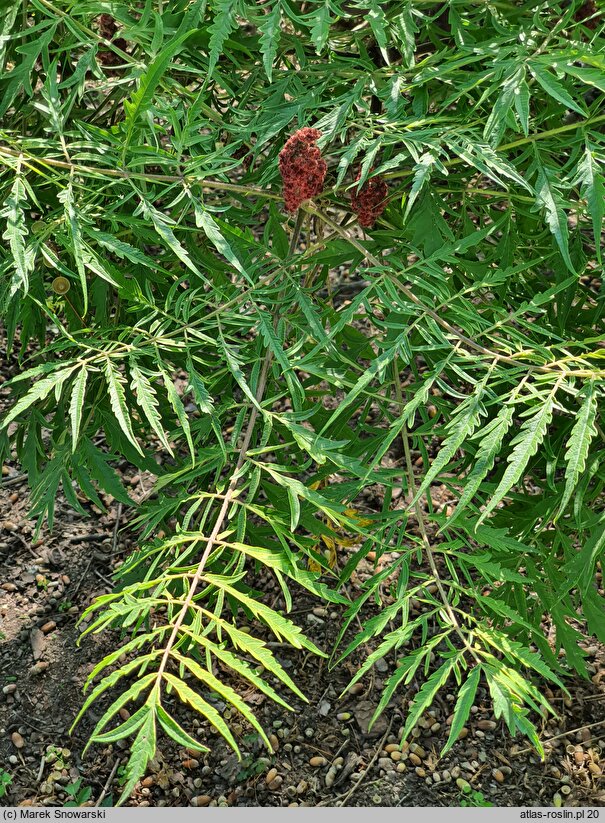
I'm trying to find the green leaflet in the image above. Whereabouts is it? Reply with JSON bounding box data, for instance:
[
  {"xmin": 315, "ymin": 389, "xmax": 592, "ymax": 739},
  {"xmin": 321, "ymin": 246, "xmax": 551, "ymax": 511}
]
[
  {"xmin": 173, "ymin": 652, "xmax": 272, "ymax": 748},
  {"xmin": 195, "ymin": 206, "xmax": 250, "ymax": 281},
  {"xmin": 58, "ymin": 181, "xmax": 88, "ymax": 314},
  {"xmin": 204, "ymin": 572, "xmax": 326, "ymax": 655},
  {"xmin": 1, "ymin": 174, "xmax": 33, "ymax": 296},
  {"xmin": 478, "ymin": 388, "xmax": 558, "ymax": 525},
  {"xmin": 309, "ymin": 1, "xmax": 330, "ymax": 54},
  {"xmin": 207, "ymin": 0, "xmax": 237, "ymax": 77},
  {"xmin": 104, "ymin": 359, "xmax": 144, "ymax": 456},
  {"xmin": 129, "ymin": 364, "xmax": 174, "ymax": 456},
  {"xmin": 258, "ymin": 2, "xmax": 281, "ymax": 81},
  {"xmin": 573, "ymin": 145, "xmax": 605, "ymax": 263},
  {"xmin": 156, "ymin": 705, "xmax": 209, "ymax": 753},
  {"xmin": 366, "ymin": 0, "xmax": 388, "ymax": 60},
  {"xmin": 69, "ymin": 366, "xmax": 89, "ymax": 451},
  {"xmin": 411, "ymin": 382, "xmax": 486, "ymax": 507},
  {"xmin": 224, "ymin": 540, "xmax": 347, "ymax": 604},
  {"xmin": 403, "ymin": 151, "xmax": 442, "ymax": 222},
  {"xmin": 533, "ymin": 151, "xmax": 574, "ymax": 272},
  {"xmin": 445, "ymin": 405, "xmax": 514, "ymax": 529},
  {"xmin": 162, "ymin": 672, "xmax": 240, "ymax": 754},
  {"xmin": 141, "ymin": 199, "xmax": 210, "ymax": 284},
  {"xmin": 442, "ymin": 665, "xmax": 480, "ymax": 756},
  {"xmin": 399, "ymin": 654, "xmax": 461, "ymax": 741},
  {"xmin": 557, "ymin": 382, "xmax": 598, "ymax": 518},
  {"xmin": 123, "ymin": 30, "xmax": 194, "ymax": 154},
  {"xmin": 117, "ymin": 709, "xmax": 157, "ymax": 805},
  {"xmin": 0, "ymin": 365, "xmax": 78, "ymax": 430},
  {"xmin": 529, "ymin": 63, "xmax": 586, "ymax": 117}
]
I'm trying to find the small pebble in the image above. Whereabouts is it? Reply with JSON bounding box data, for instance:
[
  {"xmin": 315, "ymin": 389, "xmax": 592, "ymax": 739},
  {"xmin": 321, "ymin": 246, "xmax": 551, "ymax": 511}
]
[
  {"xmin": 8, "ymin": 755, "xmax": 18, "ymax": 765},
  {"xmin": 3, "ymin": 684, "xmax": 17, "ymax": 695},
  {"xmin": 41, "ymin": 621, "xmax": 56, "ymax": 634},
  {"xmin": 477, "ymin": 719, "xmax": 496, "ymax": 731},
  {"xmin": 1, "ymin": 582, "xmax": 17, "ymax": 592},
  {"xmin": 191, "ymin": 796, "xmax": 211, "ymax": 807},
  {"xmin": 2, "ymin": 520, "xmax": 18, "ymax": 531},
  {"xmin": 29, "ymin": 660, "xmax": 48, "ymax": 674},
  {"xmin": 11, "ymin": 731, "xmax": 24, "ymax": 748}
]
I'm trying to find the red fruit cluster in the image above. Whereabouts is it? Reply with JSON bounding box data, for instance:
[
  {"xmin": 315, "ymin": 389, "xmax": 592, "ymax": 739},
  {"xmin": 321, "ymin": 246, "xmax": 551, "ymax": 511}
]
[
  {"xmin": 350, "ymin": 172, "xmax": 388, "ymax": 228},
  {"xmin": 278, "ymin": 128, "xmax": 327, "ymax": 213}
]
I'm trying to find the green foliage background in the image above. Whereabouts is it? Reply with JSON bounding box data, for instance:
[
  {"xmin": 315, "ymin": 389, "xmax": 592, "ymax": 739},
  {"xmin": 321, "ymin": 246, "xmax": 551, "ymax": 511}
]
[{"xmin": 1, "ymin": 0, "xmax": 604, "ymax": 803}]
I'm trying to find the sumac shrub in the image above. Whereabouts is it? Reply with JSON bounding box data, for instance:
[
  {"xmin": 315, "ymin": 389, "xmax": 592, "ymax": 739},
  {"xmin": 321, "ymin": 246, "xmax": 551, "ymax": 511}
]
[{"xmin": 0, "ymin": 0, "xmax": 604, "ymax": 803}]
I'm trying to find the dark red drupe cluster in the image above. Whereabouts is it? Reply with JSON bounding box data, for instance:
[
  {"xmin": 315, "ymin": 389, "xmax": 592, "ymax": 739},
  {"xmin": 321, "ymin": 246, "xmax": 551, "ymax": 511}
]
[
  {"xmin": 278, "ymin": 128, "xmax": 327, "ymax": 213},
  {"xmin": 350, "ymin": 172, "xmax": 388, "ymax": 228}
]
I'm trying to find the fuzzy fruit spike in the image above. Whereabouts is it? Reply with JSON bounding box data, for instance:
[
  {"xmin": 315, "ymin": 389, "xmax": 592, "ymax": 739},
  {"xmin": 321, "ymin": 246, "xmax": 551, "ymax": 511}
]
[
  {"xmin": 350, "ymin": 172, "xmax": 388, "ymax": 228},
  {"xmin": 278, "ymin": 128, "xmax": 327, "ymax": 213}
]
